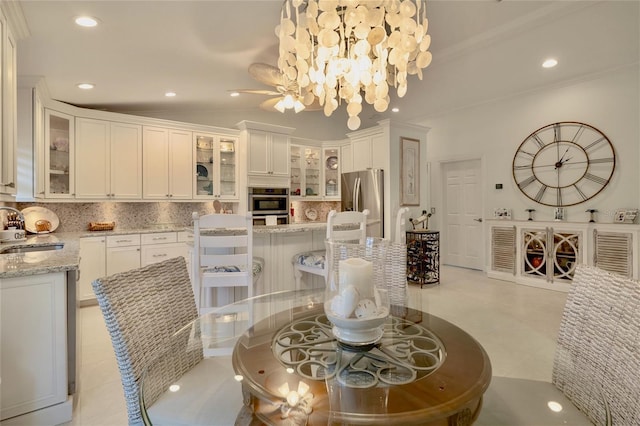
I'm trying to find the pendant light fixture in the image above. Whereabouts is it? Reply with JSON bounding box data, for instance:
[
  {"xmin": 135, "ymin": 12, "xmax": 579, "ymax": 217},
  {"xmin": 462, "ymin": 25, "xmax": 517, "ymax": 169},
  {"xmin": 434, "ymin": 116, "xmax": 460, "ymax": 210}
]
[{"xmin": 276, "ymin": 0, "xmax": 433, "ymax": 130}]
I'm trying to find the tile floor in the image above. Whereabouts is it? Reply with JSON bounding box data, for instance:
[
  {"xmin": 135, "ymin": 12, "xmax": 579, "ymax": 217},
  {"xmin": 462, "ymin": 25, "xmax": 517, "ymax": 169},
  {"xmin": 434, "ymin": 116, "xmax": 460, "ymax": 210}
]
[{"xmin": 69, "ymin": 266, "xmax": 568, "ymax": 425}]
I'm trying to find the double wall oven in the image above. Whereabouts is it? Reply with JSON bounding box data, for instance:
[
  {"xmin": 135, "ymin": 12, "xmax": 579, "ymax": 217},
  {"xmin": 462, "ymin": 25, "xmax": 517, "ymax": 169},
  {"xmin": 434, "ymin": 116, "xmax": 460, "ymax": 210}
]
[{"xmin": 248, "ymin": 187, "xmax": 289, "ymax": 226}]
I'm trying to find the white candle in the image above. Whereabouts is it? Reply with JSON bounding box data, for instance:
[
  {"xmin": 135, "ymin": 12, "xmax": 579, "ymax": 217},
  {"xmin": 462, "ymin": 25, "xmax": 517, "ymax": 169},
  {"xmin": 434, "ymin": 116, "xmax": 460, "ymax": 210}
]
[{"xmin": 339, "ymin": 257, "xmax": 373, "ymax": 300}]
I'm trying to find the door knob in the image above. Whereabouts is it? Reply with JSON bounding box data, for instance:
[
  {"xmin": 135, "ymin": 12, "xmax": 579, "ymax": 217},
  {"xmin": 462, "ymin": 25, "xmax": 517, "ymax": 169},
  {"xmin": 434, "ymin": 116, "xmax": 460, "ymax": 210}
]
[{"xmin": 474, "ymin": 218, "xmax": 483, "ymax": 222}]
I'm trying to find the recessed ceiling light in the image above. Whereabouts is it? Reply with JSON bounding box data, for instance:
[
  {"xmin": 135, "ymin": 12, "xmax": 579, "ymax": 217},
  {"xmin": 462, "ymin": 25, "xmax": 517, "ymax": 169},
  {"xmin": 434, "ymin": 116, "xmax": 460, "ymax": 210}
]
[
  {"xmin": 75, "ymin": 16, "xmax": 98, "ymax": 27},
  {"xmin": 391, "ymin": 107, "xmax": 399, "ymax": 113},
  {"xmin": 165, "ymin": 92, "xmax": 176, "ymax": 97},
  {"xmin": 77, "ymin": 83, "xmax": 94, "ymax": 90},
  {"xmin": 542, "ymin": 58, "xmax": 558, "ymax": 68},
  {"xmin": 230, "ymin": 92, "xmax": 240, "ymax": 97}
]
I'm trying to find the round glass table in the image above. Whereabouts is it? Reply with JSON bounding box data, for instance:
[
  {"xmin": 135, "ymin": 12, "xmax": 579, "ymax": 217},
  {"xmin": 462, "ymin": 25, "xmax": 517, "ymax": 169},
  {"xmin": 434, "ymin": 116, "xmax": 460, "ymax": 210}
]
[{"xmin": 139, "ymin": 289, "xmax": 491, "ymax": 426}]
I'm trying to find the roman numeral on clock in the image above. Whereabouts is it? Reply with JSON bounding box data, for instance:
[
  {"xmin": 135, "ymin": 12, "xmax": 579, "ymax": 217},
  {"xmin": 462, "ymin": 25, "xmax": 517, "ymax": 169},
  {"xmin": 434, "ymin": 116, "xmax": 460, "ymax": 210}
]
[
  {"xmin": 585, "ymin": 137, "xmax": 606, "ymax": 151},
  {"xmin": 518, "ymin": 175, "xmax": 536, "ymax": 189},
  {"xmin": 584, "ymin": 173, "xmax": 608, "ymax": 186},
  {"xmin": 589, "ymin": 157, "xmax": 614, "ymax": 164},
  {"xmin": 574, "ymin": 184, "xmax": 588, "ymax": 201},
  {"xmin": 535, "ymin": 185, "xmax": 548, "ymax": 202}
]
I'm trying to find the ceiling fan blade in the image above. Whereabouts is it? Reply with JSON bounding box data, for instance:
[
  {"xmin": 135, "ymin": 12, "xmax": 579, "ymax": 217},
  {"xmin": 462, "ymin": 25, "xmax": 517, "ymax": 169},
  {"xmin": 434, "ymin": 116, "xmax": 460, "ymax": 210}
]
[
  {"xmin": 248, "ymin": 63, "xmax": 284, "ymax": 88},
  {"xmin": 233, "ymin": 89, "xmax": 281, "ymax": 96},
  {"xmin": 259, "ymin": 97, "xmax": 281, "ymax": 112}
]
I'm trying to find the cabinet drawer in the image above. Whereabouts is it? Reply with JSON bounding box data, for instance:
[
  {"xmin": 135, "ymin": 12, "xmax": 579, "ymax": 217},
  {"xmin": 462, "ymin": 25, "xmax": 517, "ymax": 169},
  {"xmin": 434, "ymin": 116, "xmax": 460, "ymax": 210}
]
[
  {"xmin": 178, "ymin": 230, "xmax": 193, "ymax": 243},
  {"xmin": 141, "ymin": 243, "xmax": 188, "ymax": 266},
  {"xmin": 106, "ymin": 234, "xmax": 141, "ymax": 248},
  {"xmin": 141, "ymin": 232, "xmax": 177, "ymax": 245}
]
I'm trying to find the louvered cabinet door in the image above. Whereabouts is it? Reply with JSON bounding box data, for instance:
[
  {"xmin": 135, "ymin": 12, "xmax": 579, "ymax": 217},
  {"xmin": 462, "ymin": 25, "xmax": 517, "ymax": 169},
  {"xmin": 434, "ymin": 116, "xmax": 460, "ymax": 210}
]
[
  {"xmin": 593, "ymin": 230, "xmax": 633, "ymax": 278},
  {"xmin": 491, "ymin": 226, "xmax": 516, "ymax": 274}
]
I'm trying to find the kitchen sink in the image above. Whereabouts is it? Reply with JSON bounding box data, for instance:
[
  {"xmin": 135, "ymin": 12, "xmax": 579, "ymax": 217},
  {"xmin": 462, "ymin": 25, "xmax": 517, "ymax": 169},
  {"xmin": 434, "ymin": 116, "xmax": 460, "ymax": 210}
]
[{"xmin": 0, "ymin": 243, "xmax": 64, "ymax": 254}]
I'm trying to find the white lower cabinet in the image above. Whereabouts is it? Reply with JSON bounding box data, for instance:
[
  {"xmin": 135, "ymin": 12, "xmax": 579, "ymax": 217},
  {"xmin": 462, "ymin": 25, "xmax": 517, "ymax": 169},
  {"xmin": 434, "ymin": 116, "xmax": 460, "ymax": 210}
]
[
  {"xmin": 1, "ymin": 272, "xmax": 70, "ymax": 423},
  {"xmin": 140, "ymin": 232, "xmax": 189, "ymax": 266},
  {"xmin": 106, "ymin": 234, "xmax": 141, "ymax": 275},
  {"xmin": 78, "ymin": 236, "xmax": 106, "ymax": 303},
  {"xmin": 487, "ymin": 220, "xmax": 638, "ymax": 292},
  {"xmin": 79, "ymin": 232, "xmax": 190, "ymax": 303}
]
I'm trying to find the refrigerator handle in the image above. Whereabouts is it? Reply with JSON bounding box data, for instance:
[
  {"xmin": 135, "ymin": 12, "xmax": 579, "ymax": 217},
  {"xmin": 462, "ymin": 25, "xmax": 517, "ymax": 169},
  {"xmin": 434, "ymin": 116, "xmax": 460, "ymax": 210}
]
[{"xmin": 354, "ymin": 177, "xmax": 361, "ymax": 212}]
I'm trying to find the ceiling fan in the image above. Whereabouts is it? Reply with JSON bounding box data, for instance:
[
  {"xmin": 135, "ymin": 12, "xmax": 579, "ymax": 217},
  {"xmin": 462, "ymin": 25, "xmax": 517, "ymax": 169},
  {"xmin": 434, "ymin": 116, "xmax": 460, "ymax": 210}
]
[{"xmin": 233, "ymin": 63, "xmax": 321, "ymax": 113}]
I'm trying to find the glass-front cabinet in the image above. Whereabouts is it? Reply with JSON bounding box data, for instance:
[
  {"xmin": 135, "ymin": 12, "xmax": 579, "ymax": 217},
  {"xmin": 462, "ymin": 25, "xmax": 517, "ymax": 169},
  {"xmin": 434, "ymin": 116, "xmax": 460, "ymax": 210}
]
[
  {"xmin": 290, "ymin": 145, "xmax": 321, "ymax": 199},
  {"xmin": 322, "ymin": 146, "xmax": 340, "ymax": 199},
  {"xmin": 44, "ymin": 109, "xmax": 74, "ymax": 198},
  {"xmin": 193, "ymin": 133, "xmax": 237, "ymax": 200},
  {"xmin": 521, "ymin": 226, "xmax": 583, "ymax": 288}
]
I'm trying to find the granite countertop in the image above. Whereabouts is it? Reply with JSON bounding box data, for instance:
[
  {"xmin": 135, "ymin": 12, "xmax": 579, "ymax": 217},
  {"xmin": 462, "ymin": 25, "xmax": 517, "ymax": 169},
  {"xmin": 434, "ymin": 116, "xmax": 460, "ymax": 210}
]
[
  {"xmin": 0, "ymin": 233, "xmax": 81, "ymax": 278},
  {"xmin": 253, "ymin": 222, "xmax": 327, "ymax": 233},
  {"xmin": 0, "ymin": 224, "xmax": 329, "ymax": 278}
]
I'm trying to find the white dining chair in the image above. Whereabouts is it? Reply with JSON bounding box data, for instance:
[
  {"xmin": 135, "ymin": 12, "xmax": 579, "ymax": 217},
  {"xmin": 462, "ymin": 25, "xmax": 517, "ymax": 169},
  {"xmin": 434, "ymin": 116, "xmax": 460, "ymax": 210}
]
[
  {"xmin": 292, "ymin": 209, "xmax": 369, "ymax": 288},
  {"xmin": 191, "ymin": 212, "xmax": 264, "ymax": 355},
  {"xmin": 476, "ymin": 264, "xmax": 640, "ymax": 425}
]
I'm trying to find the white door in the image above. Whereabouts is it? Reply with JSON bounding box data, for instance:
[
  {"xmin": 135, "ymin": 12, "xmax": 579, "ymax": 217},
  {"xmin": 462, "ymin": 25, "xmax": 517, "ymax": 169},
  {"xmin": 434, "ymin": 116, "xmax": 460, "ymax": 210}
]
[{"xmin": 442, "ymin": 159, "xmax": 483, "ymax": 270}]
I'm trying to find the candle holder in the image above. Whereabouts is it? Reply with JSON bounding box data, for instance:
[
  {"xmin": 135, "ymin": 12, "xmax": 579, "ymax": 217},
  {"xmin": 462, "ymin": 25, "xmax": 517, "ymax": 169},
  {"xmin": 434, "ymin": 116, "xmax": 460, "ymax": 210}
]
[
  {"xmin": 324, "ymin": 238, "xmax": 390, "ymax": 345},
  {"xmin": 525, "ymin": 209, "xmax": 536, "ymax": 221}
]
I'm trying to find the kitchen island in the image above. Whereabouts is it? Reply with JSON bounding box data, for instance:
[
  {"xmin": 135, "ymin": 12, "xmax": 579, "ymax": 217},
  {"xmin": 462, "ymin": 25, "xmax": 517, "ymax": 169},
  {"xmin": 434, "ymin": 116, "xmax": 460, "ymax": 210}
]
[{"xmin": 253, "ymin": 222, "xmax": 329, "ymax": 292}]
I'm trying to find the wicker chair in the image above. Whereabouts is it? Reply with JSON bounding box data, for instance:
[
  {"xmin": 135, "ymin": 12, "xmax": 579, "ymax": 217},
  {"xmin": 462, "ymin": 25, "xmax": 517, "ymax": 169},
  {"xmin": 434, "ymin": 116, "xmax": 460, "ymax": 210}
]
[
  {"xmin": 292, "ymin": 209, "xmax": 369, "ymax": 288},
  {"xmin": 387, "ymin": 207, "xmax": 409, "ymax": 312},
  {"xmin": 92, "ymin": 257, "xmax": 242, "ymax": 425},
  {"xmin": 476, "ymin": 264, "xmax": 640, "ymax": 425}
]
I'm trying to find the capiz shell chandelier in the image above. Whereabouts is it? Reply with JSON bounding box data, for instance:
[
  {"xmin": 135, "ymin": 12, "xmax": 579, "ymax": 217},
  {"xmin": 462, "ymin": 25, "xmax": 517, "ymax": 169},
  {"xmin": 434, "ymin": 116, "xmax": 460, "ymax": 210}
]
[{"xmin": 276, "ymin": 0, "xmax": 432, "ymax": 130}]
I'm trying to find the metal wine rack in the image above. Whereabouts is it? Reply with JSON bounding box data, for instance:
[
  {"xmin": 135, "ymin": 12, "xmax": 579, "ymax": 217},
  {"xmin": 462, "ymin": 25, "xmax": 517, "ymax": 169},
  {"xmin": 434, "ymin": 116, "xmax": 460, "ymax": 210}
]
[{"xmin": 406, "ymin": 230, "xmax": 440, "ymax": 287}]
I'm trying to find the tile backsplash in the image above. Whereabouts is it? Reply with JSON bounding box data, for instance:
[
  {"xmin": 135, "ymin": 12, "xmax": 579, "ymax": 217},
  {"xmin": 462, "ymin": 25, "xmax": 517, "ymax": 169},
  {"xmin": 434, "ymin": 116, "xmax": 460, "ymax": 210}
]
[
  {"xmin": 290, "ymin": 201, "xmax": 340, "ymax": 223},
  {"xmin": 12, "ymin": 202, "xmax": 220, "ymax": 233},
  {"xmin": 3, "ymin": 200, "xmax": 340, "ymax": 233}
]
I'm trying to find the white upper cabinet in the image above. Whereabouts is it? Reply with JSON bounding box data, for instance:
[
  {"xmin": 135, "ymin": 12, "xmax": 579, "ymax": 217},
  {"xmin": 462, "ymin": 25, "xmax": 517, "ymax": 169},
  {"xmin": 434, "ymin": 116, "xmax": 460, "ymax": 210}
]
[
  {"xmin": 44, "ymin": 109, "xmax": 75, "ymax": 198},
  {"xmin": 143, "ymin": 126, "xmax": 192, "ymax": 199},
  {"xmin": 247, "ymin": 130, "xmax": 289, "ymax": 177},
  {"xmin": 0, "ymin": 13, "xmax": 17, "ymax": 197},
  {"xmin": 76, "ymin": 118, "xmax": 142, "ymax": 199},
  {"xmin": 193, "ymin": 133, "xmax": 238, "ymax": 201}
]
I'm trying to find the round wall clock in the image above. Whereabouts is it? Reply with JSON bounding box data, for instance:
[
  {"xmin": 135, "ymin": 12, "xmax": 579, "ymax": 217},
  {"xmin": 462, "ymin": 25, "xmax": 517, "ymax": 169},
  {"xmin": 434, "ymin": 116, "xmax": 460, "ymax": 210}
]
[{"xmin": 512, "ymin": 121, "xmax": 615, "ymax": 207}]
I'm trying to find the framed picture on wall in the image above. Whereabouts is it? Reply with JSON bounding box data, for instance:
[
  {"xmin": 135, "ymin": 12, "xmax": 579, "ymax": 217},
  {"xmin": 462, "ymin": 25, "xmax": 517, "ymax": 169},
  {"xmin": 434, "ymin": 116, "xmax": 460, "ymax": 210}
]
[{"xmin": 401, "ymin": 137, "xmax": 420, "ymax": 206}]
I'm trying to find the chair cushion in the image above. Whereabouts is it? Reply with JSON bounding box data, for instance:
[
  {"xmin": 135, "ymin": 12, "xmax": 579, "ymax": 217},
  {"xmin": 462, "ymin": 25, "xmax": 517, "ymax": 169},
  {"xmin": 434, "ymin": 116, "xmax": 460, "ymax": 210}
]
[
  {"xmin": 203, "ymin": 258, "xmax": 264, "ymax": 278},
  {"xmin": 292, "ymin": 250, "xmax": 325, "ymax": 269}
]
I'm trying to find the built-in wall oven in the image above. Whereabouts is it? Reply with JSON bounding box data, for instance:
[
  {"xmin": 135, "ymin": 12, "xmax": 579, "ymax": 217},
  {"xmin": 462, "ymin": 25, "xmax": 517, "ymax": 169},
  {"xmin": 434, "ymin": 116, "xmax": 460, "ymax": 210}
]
[{"xmin": 248, "ymin": 187, "xmax": 289, "ymax": 226}]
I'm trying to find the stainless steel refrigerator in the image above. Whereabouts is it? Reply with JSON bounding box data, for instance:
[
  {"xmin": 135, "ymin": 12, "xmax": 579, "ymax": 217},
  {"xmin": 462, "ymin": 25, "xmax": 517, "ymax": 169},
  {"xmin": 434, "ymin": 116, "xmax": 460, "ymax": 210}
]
[{"xmin": 341, "ymin": 169, "xmax": 384, "ymax": 237}]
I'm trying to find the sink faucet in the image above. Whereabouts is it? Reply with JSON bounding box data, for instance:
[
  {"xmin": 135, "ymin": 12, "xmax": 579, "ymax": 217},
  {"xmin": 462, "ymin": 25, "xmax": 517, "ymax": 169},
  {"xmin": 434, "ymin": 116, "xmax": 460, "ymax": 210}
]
[{"xmin": 0, "ymin": 206, "xmax": 25, "ymax": 228}]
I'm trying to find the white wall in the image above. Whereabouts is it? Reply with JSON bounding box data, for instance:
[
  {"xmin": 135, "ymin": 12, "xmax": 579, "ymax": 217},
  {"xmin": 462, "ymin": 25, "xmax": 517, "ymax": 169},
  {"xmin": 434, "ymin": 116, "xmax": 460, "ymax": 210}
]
[{"xmin": 418, "ymin": 64, "xmax": 639, "ymax": 227}]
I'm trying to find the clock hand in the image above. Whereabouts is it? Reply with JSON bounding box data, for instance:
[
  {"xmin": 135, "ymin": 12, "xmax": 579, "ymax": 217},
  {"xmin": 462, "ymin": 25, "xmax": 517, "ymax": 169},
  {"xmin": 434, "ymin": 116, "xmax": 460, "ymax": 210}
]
[{"xmin": 555, "ymin": 148, "xmax": 570, "ymax": 169}]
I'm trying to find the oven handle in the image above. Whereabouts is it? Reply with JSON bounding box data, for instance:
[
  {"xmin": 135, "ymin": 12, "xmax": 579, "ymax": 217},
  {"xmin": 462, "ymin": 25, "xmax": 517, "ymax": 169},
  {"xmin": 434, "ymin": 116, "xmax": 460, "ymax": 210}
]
[
  {"xmin": 250, "ymin": 195, "xmax": 289, "ymax": 199},
  {"xmin": 251, "ymin": 210, "xmax": 289, "ymax": 215}
]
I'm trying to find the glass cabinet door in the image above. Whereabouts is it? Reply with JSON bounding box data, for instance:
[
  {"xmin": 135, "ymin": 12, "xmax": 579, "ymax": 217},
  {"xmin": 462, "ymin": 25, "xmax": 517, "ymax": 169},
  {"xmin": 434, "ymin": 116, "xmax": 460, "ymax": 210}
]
[
  {"xmin": 195, "ymin": 135, "xmax": 214, "ymax": 197},
  {"xmin": 218, "ymin": 138, "xmax": 236, "ymax": 198},
  {"xmin": 522, "ymin": 227, "xmax": 581, "ymax": 282},
  {"xmin": 44, "ymin": 110, "xmax": 74, "ymax": 197},
  {"xmin": 194, "ymin": 133, "xmax": 237, "ymax": 200},
  {"xmin": 323, "ymin": 147, "xmax": 340, "ymax": 198},
  {"xmin": 290, "ymin": 145, "xmax": 302, "ymax": 197},
  {"xmin": 303, "ymin": 147, "xmax": 320, "ymax": 197}
]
